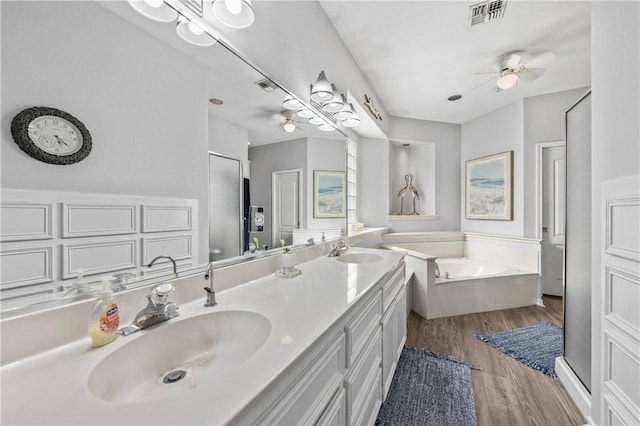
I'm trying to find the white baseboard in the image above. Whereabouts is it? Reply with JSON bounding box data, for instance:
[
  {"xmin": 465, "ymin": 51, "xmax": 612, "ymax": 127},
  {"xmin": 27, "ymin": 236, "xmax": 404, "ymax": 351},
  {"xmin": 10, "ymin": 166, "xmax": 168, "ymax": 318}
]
[
  {"xmin": 583, "ymin": 416, "xmax": 596, "ymax": 426},
  {"xmin": 555, "ymin": 356, "xmax": 591, "ymax": 419},
  {"xmin": 536, "ymin": 298, "xmax": 545, "ymax": 307}
]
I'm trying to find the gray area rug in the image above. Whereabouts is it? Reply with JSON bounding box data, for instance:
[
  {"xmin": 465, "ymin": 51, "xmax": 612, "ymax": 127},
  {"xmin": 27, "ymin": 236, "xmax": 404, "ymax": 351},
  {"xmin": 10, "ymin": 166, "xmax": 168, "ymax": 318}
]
[
  {"xmin": 474, "ymin": 322, "xmax": 562, "ymax": 377},
  {"xmin": 375, "ymin": 346, "xmax": 478, "ymax": 426}
]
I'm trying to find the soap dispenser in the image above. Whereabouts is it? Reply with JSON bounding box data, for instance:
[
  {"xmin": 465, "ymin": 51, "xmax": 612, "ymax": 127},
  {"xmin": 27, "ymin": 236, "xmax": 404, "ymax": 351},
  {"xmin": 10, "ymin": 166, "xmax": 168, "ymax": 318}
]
[
  {"xmin": 88, "ymin": 277, "xmax": 120, "ymax": 347},
  {"xmin": 63, "ymin": 269, "xmax": 93, "ymax": 300}
]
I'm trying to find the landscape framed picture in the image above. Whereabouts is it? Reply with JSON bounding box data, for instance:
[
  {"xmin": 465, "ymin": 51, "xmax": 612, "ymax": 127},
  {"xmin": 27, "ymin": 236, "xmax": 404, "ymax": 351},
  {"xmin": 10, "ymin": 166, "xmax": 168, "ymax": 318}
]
[
  {"xmin": 465, "ymin": 151, "xmax": 513, "ymax": 220},
  {"xmin": 313, "ymin": 170, "xmax": 346, "ymax": 218}
]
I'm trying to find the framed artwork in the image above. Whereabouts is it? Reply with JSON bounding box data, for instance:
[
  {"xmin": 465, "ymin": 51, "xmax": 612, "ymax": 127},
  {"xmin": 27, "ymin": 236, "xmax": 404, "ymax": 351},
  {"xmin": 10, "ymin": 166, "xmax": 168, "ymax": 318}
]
[
  {"xmin": 465, "ymin": 151, "xmax": 513, "ymax": 220},
  {"xmin": 313, "ymin": 170, "xmax": 346, "ymax": 218}
]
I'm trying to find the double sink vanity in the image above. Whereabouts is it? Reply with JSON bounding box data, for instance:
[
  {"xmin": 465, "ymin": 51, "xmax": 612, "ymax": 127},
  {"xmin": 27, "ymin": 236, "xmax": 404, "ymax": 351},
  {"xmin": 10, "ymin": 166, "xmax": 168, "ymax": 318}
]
[{"xmin": 1, "ymin": 247, "xmax": 407, "ymax": 425}]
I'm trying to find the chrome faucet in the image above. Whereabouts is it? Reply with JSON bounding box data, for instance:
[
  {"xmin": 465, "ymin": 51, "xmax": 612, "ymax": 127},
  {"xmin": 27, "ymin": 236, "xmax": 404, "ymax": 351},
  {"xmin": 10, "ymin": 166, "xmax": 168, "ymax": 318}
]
[
  {"xmin": 203, "ymin": 262, "xmax": 217, "ymax": 307},
  {"xmin": 328, "ymin": 232, "xmax": 348, "ymax": 257},
  {"xmin": 119, "ymin": 283, "xmax": 179, "ymax": 336},
  {"xmin": 148, "ymin": 255, "xmax": 177, "ymax": 275}
]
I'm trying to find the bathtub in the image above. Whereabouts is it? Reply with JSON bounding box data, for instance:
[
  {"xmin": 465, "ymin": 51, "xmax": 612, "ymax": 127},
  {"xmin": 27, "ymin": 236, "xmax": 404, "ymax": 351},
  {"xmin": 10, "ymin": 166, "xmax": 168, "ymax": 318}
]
[{"xmin": 382, "ymin": 243, "xmax": 539, "ymax": 319}]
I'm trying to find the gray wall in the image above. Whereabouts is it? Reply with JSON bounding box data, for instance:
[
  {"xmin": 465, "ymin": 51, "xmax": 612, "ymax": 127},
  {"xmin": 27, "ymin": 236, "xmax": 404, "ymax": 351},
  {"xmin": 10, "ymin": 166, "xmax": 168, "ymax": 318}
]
[
  {"xmin": 209, "ymin": 116, "xmax": 249, "ymax": 178},
  {"xmin": 461, "ymin": 101, "xmax": 525, "ymax": 236},
  {"xmin": 523, "ymin": 87, "xmax": 590, "ymax": 237},
  {"xmin": 590, "ymin": 3, "xmax": 640, "ymax": 424},
  {"xmin": 248, "ymin": 139, "xmax": 307, "ymax": 246},
  {"xmin": 358, "ymin": 116, "xmax": 461, "ymax": 232},
  {"xmin": 1, "ymin": 1, "xmax": 210, "ymax": 263}
]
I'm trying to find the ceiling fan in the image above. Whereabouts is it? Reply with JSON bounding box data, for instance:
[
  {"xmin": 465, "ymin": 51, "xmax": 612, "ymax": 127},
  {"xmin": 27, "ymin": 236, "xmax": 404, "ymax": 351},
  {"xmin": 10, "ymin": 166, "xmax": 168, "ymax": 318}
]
[
  {"xmin": 476, "ymin": 51, "xmax": 557, "ymax": 92},
  {"xmin": 271, "ymin": 111, "xmax": 300, "ymax": 133}
]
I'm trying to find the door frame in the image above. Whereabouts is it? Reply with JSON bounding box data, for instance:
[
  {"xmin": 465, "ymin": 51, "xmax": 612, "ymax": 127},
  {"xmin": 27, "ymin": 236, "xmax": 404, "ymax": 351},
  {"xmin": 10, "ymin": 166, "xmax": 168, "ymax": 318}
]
[
  {"xmin": 271, "ymin": 168, "xmax": 304, "ymax": 247},
  {"xmin": 535, "ymin": 141, "xmax": 565, "ymax": 240}
]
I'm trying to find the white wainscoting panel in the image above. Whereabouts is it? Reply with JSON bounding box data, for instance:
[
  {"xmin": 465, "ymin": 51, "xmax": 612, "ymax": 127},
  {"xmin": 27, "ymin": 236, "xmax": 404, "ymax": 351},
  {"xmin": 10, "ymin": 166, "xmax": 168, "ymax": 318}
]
[
  {"xmin": 0, "ymin": 247, "xmax": 52, "ymax": 289},
  {"xmin": 142, "ymin": 235, "xmax": 192, "ymax": 265},
  {"xmin": 0, "ymin": 203, "xmax": 52, "ymax": 242},
  {"xmin": 62, "ymin": 203, "xmax": 137, "ymax": 238},
  {"xmin": 606, "ymin": 198, "xmax": 640, "ymax": 262},
  {"xmin": 600, "ymin": 174, "xmax": 640, "ymax": 426},
  {"xmin": 142, "ymin": 205, "xmax": 192, "ymax": 233},
  {"xmin": 62, "ymin": 240, "xmax": 137, "ymax": 279}
]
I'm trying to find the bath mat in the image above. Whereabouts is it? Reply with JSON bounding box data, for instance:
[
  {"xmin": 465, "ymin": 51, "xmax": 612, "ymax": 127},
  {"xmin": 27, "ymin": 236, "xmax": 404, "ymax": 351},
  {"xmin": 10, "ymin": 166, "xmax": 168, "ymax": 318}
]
[
  {"xmin": 474, "ymin": 322, "xmax": 562, "ymax": 377},
  {"xmin": 375, "ymin": 346, "xmax": 478, "ymax": 426}
]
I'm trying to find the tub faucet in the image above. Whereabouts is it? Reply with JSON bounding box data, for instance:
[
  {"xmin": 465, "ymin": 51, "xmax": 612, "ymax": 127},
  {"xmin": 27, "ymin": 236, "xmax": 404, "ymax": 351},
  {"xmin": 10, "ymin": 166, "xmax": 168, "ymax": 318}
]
[
  {"xmin": 203, "ymin": 262, "xmax": 217, "ymax": 307},
  {"xmin": 119, "ymin": 283, "xmax": 179, "ymax": 336},
  {"xmin": 148, "ymin": 255, "xmax": 177, "ymax": 276},
  {"xmin": 435, "ymin": 262, "xmax": 440, "ymax": 278}
]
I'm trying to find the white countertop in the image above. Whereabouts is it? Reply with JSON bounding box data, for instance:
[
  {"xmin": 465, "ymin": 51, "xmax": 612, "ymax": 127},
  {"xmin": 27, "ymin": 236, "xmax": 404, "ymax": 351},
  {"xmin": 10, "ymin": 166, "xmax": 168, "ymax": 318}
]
[{"xmin": 0, "ymin": 247, "xmax": 404, "ymax": 425}]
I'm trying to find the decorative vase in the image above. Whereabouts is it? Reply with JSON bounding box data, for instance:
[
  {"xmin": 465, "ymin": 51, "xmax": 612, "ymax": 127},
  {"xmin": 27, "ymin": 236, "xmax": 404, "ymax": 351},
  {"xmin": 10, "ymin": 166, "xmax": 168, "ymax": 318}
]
[{"xmin": 282, "ymin": 253, "xmax": 297, "ymax": 270}]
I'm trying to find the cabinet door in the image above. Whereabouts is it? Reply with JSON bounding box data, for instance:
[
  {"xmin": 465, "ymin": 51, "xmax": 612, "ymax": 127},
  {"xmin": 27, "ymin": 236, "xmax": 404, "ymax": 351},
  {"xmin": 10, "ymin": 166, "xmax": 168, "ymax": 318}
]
[
  {"xmin": 394, "ymin": 286, "xmax": 407, "ymax": 360},
  {"xmin": 317, "ymin": 388, "xmax": 346, "ymax": 426},
  {"xmin": 381, "ymin": 305, "xmax": 396, "ymax": 401}
]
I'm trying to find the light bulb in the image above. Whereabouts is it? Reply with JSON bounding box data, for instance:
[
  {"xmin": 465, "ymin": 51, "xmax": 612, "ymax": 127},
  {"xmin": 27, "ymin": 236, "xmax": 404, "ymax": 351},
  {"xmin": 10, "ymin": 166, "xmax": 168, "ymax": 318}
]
[
  {"xmin": 310, "ymin": 71, "xmax": 333, "ymax": 102},
  {"xmin": 144, "ymin": 0, "xmax": 164, "ymax": 7},
  {"xmin": 226, "ymin": 0, "xmax": 242, "ymax": 14},
  {"xmin": 187, "ymin": 21, "xmax": 204, "ymax": 35},
  {"xmin": 283, "ymin": 120, "xmax": 296, "ymax": 133},
  {"xmin": 283, "ymin": 96, "xmax": 302, "ymax": 110},
  {"xmin": 296, "ymin": 107, "xmax": 315, "ymax": 118},
  {"xmin": 333, "ymin": 96, "xmax": 354, "ymax": 120},
  {"xmin": 496, "ymin": 71, "xmax": 518, "ymax": 90},
  {"xmin": 319, "ymin": 123, "xmax": 334, "ymax": 131},
  {"xmin": 309, "ymin": 116, "xmax": 325, "ymax": 125}
]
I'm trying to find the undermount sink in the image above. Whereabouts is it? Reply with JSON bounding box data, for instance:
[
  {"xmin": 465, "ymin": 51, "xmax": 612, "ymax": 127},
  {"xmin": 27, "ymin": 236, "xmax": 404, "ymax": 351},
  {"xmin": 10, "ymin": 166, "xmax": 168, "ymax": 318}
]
[
  {"xmin": 336, "ymin": 253, "xmax": 384, "ymax": 264},
  {"xmin": 88, "ymin": 310, "xmax": 271, "ymax": 403}
]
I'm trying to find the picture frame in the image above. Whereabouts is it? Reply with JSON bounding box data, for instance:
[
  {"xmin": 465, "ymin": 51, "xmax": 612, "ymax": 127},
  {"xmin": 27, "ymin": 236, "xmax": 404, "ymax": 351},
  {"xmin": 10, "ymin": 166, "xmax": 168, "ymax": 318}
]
[
  {"xmin": 465, "ymin": 151, "xmax": 513, "ymax": 220},
  {"xmin": 313, "ymin": 170, "xmax": 346, "ymax": 218}
]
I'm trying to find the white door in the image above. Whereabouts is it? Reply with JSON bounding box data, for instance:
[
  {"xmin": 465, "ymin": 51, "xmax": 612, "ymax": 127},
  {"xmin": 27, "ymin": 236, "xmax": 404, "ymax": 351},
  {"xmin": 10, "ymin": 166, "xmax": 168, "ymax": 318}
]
[
  {"xmin": 541, "ymin": 146, "xmax": 565, "ymax": 296},
  {"xmin": 272, "ymin": 170, "xmax": 302, "ymax": 247}
]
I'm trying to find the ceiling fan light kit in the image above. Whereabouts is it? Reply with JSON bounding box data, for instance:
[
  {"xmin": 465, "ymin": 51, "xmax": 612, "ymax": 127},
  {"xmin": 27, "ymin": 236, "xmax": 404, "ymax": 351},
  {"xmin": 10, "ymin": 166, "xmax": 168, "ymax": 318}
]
[{"xmin": 496, "ymin": 70, "xmax": 518, "ymax": 90}]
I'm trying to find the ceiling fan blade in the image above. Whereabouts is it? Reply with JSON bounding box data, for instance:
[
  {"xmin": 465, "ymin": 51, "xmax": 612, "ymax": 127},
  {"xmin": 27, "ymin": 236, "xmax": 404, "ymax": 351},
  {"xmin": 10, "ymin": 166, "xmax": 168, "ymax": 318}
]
[
  {"xmin": 468, "ymin": 76, "xmax": 496, "ymax": 92},
  {"xmin": 474, "ymin": 71, "xmax": 497, "ymax": 75},
  {"xmin": 526, "ymin": 51, "xmax": 556, "ymax": 68},
  {"xmin": 271, "ymin": 113, "xmax": 287, "ymax": 123},
  {"xmin": 506, "ymin": 53, "xmax": 522, "ymax": 69},
  {"xmin": 519, "ymin": 68, "xmax": 546, "ymax": 83}
]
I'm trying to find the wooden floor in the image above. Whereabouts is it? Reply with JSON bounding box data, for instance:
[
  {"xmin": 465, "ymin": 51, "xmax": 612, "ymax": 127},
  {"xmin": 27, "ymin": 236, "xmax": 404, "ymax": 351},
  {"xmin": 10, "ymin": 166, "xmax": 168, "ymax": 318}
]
[{"xmin": 406, "ymin": 296, "xmax": 586, "ymax": 426}]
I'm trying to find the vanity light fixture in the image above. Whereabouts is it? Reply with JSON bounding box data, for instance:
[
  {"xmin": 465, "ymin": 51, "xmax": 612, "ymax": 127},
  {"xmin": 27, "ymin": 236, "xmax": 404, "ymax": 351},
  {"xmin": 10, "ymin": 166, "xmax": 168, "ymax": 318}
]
[
  {"xmin": 126, "ymin": 0, "xmax": 178, "ymax": 23},
  {"xmin": 333, "ymin": 95, "xmax": 354, "ymax": 120},
  {"xmin": 496, "ymin": 70, "xmax": 518, "ymax": 90},
  {"xmin": 321, "ymin": 84, "xmax": 344, "ymax": 113},
  {"xmin": 318, "ymin": 123, "xmax": 335, "ymax": 132},
  {"xmin": 211, "ymin": 0, "xmax": 255, "ymax": 29},
  {"xmin": 308, "ymin": 116, "xmax": 325, "ymax": 125},
  {"xmin": 296, "ymin": 107, "xmax": 315, "ymax": 118},
  {"xmin": 310, "ymin": 71, "xmax": 333, "ymax": 102},
  {"xmin": 341, "ymin": 106, "xmax": 361, "ymax": 128},
  {"xmin": 283, "ymin": 95, "xmax": 302, "ymax": 110},
  {"xmin": 176, "ymin": 15, "xmax": 217, "ymax": 46}
]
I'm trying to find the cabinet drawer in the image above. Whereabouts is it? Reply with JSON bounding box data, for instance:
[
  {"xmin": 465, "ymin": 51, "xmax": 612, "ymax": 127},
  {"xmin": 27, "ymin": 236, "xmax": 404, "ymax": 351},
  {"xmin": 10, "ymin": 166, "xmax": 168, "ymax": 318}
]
[
  {"xmin": 345, "ymin": 292, "xmax": 382, "ymax": 368},
  {"xmin": 316, "ymin": 387, "xmax": 346, "ymax": 426},
  {"xmin": 382, "ymin": 263, "xmax": 405, "ymax": 313},
  {"xmin": 345, "ymin": 328, "xmax": 382, "ymax": 424},
  {"xmin": 353, "ymin": 368, "xmax": 382, "ymax": 426},
  {"xmin": 259, "ymin": 333, "xmax": 345, "ymax": 426}
]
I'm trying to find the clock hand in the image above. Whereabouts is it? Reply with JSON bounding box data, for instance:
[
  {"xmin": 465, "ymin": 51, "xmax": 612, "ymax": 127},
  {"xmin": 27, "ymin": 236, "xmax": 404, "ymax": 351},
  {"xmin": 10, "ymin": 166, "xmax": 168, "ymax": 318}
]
[{"xmin": 54, "ymin": 135, "xmax": 70, "ymax": 147}]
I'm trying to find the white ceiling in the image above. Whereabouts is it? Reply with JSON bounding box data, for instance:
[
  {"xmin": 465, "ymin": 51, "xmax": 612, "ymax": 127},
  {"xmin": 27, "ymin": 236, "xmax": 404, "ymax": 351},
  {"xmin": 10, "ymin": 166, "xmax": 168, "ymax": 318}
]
[{"xmin": 320, "ymin": 1, "xmax": 591, "ymax": 124}]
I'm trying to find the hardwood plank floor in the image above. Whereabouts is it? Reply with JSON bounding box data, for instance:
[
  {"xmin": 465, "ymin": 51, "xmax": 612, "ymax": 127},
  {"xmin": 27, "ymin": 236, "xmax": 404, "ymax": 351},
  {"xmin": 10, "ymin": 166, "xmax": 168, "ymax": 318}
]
[{"xmin": 406, "ymin": 296, "xmax": 586, "ymax": 426}]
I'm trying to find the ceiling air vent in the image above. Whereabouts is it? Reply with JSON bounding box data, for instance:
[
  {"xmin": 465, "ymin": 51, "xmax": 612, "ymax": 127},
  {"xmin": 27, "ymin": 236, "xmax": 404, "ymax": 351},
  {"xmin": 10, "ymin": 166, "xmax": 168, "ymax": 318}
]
[
  {"xmin": 179, "ymin": 0, "xmax": 204, "ymax": 17},
  {"xmin": 469, "ymin": 0, "xmax": 507, "ymax": 26},
  {"xmin": 255, "ymin": 78, "xmax": 278, "ymax": 92}
]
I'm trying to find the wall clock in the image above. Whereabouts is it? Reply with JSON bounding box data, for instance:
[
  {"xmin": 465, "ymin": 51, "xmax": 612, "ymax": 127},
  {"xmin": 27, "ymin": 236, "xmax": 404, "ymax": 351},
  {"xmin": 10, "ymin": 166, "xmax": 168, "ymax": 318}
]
[{"xmin": 10, "ymin": 106, "xmax": 92, "ymax": 165}]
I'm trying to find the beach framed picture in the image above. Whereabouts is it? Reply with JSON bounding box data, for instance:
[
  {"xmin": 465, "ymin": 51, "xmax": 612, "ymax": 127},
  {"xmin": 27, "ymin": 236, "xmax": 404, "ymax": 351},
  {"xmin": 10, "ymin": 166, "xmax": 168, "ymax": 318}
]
[
  {"xmin": 465, "ymin": 151, "xmax": 513, "ymax": 220},
  {"xmin": 314, "ymin": 170, "xmax": 346, "ymax": 218}
]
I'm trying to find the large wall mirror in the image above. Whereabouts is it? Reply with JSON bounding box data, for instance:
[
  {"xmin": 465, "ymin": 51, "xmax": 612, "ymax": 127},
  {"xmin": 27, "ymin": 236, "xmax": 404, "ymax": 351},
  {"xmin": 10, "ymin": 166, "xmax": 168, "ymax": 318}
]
[{"xmin": 0, "ymin": 0, "xmax": 347, "ymax": 314}]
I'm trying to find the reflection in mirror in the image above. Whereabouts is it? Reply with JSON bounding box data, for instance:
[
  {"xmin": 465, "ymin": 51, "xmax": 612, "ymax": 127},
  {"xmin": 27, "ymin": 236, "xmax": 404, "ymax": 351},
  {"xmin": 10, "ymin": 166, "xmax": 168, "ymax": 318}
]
[{"xmin": 0, "ymin": 0, "xmax": 347, "ymax": 314}]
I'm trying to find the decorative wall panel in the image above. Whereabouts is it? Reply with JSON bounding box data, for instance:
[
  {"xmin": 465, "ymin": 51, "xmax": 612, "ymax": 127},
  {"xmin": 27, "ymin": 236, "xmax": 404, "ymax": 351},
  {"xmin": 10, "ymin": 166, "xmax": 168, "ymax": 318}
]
[
  {"xmin": 62, "ymin": 203, "xmax": 136, "ymax": 237},
  {"xmin": 62, "ymin": 240, "xmax": 137, "ymax": 279},
  {"xmin": 141, "ymin": 205, "xmax": 192, "ymax": 233},
  {"xmin": 0, "ymin": 247, "xmax": 52, "ymax": 289},
  {"xmin": 0, "ymin": 203, "xmax": 52, "ymax": 242},
  {"xmin": 142, "ymin": 235, "xmax": 192, "ymax": 265}
]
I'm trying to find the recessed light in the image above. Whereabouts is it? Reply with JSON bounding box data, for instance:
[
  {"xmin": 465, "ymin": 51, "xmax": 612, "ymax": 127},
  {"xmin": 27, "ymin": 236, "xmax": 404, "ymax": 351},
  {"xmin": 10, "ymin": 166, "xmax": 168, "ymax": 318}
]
[
  {"xmin": 402, "ymin": 143, "xmax": 410, "ymax": 147},
  {"xmin": 447, "ymin": 94, "xmax": 462, "ymax": 101},
  {"xmin": 209, "ymin": 98, "xmax": 223, "ymax": 105}
]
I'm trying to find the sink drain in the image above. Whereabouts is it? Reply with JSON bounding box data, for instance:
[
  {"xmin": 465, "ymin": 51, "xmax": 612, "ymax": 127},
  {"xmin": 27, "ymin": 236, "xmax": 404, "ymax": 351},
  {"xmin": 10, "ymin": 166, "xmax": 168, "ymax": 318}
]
[{"xmin": 162, "ymin": 369, "xmax": 187, "ymax": 384}]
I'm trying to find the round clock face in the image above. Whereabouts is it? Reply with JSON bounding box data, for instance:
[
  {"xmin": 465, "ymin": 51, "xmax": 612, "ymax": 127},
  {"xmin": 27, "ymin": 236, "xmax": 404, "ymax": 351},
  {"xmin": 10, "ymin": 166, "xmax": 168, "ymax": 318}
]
[
  {"xmin": 255, "ymin": 212, "xmax": 265, "ymax": 226},
  {"xmin": 11, "ymin": 107, "xmax": 92, "ymax": 165},
  {"xmin": 27, "ymin": 115, "xmax": 83, "ymax": 156}
]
